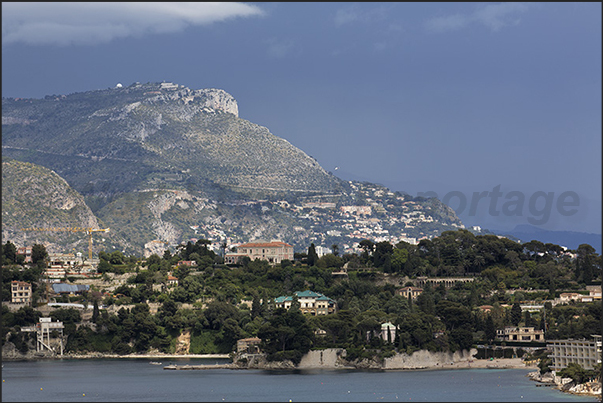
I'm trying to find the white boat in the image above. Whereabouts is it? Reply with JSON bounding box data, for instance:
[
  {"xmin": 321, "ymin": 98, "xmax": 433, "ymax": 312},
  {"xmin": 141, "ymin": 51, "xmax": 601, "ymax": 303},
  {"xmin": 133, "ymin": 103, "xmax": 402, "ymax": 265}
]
[{"xmin": 150, "ymin": 361, "xmax": 162, "ymax": 365}]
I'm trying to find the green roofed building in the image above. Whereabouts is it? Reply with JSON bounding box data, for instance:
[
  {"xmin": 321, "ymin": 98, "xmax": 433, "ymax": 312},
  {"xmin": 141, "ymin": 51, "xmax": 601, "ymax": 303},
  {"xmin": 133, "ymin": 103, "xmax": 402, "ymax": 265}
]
[{"xmin": 274, "ymin": 290, "xmax": 337, "ymax": 315}]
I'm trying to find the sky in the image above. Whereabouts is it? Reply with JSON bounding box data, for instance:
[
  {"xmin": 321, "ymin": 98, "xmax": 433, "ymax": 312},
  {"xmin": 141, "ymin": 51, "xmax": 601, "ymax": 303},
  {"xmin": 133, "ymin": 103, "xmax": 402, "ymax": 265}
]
[{"xmin": 2, "ymin": 2, "xmax": 601, "ymax": 235}]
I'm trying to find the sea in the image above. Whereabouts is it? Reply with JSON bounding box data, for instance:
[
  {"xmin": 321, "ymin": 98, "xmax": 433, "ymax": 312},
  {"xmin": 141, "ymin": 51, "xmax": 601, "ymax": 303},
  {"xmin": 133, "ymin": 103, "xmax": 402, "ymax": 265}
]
[{"xmin": 1, "ymin": 358, "xmax": 599, "ymax": 402}]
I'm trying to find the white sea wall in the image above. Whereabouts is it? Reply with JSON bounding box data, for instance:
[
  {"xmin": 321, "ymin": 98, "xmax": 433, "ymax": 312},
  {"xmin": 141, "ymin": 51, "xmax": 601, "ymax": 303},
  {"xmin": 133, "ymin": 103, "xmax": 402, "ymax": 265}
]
[
  {"xmin": 297, "ymin": 348, "xmax": 477, "ymax": 369},
  {"xmin": 298, "ymin": 348, "xmax": 352, "ymax": 369},
  {"xmin": 384, "ymin": 348, "xmax": 477, "ymax": 369}
]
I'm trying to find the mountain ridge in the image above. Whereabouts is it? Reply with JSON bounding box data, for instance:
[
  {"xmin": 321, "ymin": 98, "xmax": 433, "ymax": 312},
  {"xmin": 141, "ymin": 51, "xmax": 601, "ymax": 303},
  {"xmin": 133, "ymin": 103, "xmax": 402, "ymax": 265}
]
[{"xmin": 2, "ymin": 82, "xmax": 465, "ymax": 256}]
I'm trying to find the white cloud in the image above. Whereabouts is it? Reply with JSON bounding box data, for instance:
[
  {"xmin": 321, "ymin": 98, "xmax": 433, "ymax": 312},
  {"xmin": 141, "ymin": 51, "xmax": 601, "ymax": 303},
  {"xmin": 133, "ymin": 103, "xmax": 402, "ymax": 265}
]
[
  {"xmin": 334, "ymin": 4, "xmax": 388, "ymax": 27},
  {"xmin": 473, "ymin": 3, "xmax": 529, "ymax": 32},
  {"xmin": 425, "ymin": 14, "xmax": 470, "ymax": 33},
  {"xmin": 1, "ymin": 2, "xmax": 265, "ymax": 46},
  {"xmin": 266, "ymin": 38, "xmax": 298, "ymax": 59},
  {"xmin": 425, "ymin": 2, "xmax": 531, "ymax": 33},
  {"xmin": 334, "ymin": 6, "xmax": 360, "ymax": 27},
  {"xmin": 333, "ymin": 5, "xmax": 402, "ymax": 53}
]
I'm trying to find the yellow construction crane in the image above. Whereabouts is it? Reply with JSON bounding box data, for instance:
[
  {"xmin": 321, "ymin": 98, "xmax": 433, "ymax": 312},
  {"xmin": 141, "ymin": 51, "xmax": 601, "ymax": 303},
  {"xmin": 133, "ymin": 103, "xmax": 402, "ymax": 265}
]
[{"xmin": 20, "ymin": 227, "xmax": 110, "ymax": 260}]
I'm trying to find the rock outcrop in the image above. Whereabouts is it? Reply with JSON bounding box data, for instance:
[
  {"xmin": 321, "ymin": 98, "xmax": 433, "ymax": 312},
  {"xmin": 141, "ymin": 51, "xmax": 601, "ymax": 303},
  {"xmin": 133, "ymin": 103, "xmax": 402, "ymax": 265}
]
[{"xmin": 527, "ymin": 370, "xmax": 602, "ymax": 397}]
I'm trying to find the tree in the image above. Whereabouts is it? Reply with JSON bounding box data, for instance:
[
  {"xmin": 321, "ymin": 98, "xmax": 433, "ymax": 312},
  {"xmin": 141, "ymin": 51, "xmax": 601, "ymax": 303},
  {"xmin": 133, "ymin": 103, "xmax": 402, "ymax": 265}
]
[
  {"xmin": 558, "ymin": 363, "xmax": 589, "ymax": 384},
  {"xmin": 510, "ymin": 303, "xmax": 522, "ymax": 326},
  {"xmin": 436, "ymin": 300, "xmax": 473, "ymax": 331},
  {"xmin": 145, "ymin": 254, "xmax": 162, "ymax": 268},
  {"xmin": 307, "ymin": 243, "xmax": 319, "ymax": 267},
  {"xmin": 258, "ymin": 308, "xmax": 314, "ymax": 364},
  {"xmin": 358, "ymin": 239, "xmax": 374, "ymax": 264},
  {"xmin": 251, "ymin": 293, "xmax": 263, "ymax": 319},
  {"xmin": 2, "ymin": 241, "xmax": 17, "ymax": 265},
  {"xmin": 484, "ymin": 315, "xmax": 497, "ymax": 342},
  {"xmin": 576, "ymin": 244, "xmax": 599, "ymax": 284},
  {"xmin": 331, "ymin": 244, "xmax": 339, "ymax": 257},
  {"xmin": 92, "ymin": 300, "xmax": 100, "ymax": 323},
  {"xmin": 31, "ymin": 244, "xmax": 48, "ymax": 265},
  {"xmin": 109, "ymin": 251, "xmax": 125, "ymax": 265},
  {"xmin": 97, "ymin": 258, "xmax": 112, "ymax": 274},
  {"xmin": 373, "ymin": 241, "xmax": 393, "ymax": 268},
  {"xmin": 391, "ymin": 248, "xmax": 409, "ymax": 273}
]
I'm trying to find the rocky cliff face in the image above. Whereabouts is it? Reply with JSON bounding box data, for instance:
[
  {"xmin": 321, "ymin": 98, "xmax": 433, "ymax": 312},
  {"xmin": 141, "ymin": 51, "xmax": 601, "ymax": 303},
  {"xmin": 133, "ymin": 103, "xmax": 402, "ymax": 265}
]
[
  {"xmin": 2, "ymin": 81, "xmax": 343, "ymax": 202},
  {"xmin": 141, "ymin": 85, "xmax": 239, "ymax": 116},
  {"xmin": 1, "ymin": 158, "xmax": 107, "ymax": 253}
]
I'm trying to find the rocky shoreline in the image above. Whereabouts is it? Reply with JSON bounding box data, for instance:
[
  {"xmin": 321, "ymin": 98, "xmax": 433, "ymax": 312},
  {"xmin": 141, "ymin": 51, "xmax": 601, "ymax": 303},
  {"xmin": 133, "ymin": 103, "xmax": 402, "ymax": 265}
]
[
  {"xmin": 1, "ymin": 345, "xmax": 530, "ymax": 371},
  {"xmin": 527, "ymin": 370, "xmax": 602, "ymax": 398}
]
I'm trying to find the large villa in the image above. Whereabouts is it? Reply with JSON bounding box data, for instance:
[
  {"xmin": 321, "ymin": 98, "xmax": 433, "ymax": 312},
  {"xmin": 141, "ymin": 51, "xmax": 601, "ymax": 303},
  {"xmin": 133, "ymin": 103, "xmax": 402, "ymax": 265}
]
[{"xmin": 274, "ymin": 290, "xmax": 337, "ymax": 316}]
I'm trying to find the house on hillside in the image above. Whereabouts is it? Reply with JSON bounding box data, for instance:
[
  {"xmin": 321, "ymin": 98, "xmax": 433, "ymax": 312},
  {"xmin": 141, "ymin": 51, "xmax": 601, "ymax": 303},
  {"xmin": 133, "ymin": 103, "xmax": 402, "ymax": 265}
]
[
  {"xmin": 225, "ymin": 241, "xmax": 294, "ymax": 265},
  {"xmin": 167, "ymin": 275, "xmax": 179, "ymax": 286},
  {"xmin": 496, "ymin": 326, "xmax": 544, "ymax": 342},
  {"xmin": 274, "ymin": 290, "xmax": 337, "ymax": 315},
  {"xmin": 11, "ymin": 281, "xmax": 32, "ymax": 305}
]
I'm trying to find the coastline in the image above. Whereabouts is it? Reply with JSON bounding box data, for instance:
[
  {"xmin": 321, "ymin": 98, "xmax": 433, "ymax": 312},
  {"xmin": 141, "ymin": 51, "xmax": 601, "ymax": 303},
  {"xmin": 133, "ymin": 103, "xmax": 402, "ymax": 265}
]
[
  {"xmin": 2, "ymin": 349, "xmax": 534, "ymax": 371},
  {"xmin": 2, "ymin": 352, "xmax": 231, "ymax": 361}
]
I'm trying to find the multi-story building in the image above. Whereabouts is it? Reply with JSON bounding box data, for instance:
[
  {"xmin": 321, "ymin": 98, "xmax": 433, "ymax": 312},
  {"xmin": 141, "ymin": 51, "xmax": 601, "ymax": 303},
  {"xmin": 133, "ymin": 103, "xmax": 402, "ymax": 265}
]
[
  {"xmin": 11, "ymin": 280, "xmax": 32, "ymax": 304},
  {"xmin": 274, "ymin": 290, "xmax": 337, "ymax": 315},
  {"xmin": 547, "ymin": 335, "xmax": 602, "ymax": 370},
  {"xmin": 225, "ymin": 241, "xmax": 294, "ymax": 265},
  {"xmin": 496, "ymin": 326, "xmax": 544, "ymax": 342}
]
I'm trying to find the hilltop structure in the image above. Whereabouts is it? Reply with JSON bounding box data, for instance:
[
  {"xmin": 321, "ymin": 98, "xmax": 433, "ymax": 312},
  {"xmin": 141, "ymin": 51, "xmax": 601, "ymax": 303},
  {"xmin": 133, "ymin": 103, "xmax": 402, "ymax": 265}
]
[{"xmin": 225, "ymin": 241, "xmax": 294, "ymax": 265}]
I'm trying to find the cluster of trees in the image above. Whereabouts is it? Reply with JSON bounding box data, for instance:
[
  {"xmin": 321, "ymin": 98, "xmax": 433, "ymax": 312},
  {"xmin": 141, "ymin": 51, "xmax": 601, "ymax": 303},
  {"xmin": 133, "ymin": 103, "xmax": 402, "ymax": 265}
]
[
  {"xmin": 556, "ymin": 362, "xmax": 601, "ymax": 384},
  {"xmin": 2, "ymin": 241, "xmax": 48, "ymax": 267},
  {"xmin": 1, "ymin": 230, "xmax": 601, "ymax": 365},
  {"xmin": 344, "ymin": 230, "xmax": 601, "ymax": 293}
]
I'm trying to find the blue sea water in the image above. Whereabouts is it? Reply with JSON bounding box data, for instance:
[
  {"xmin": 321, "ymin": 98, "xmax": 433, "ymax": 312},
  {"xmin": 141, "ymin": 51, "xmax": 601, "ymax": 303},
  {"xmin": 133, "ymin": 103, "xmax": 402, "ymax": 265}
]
[{"xmin": 1, "ymin": 358, "xmax": 599, "ymax": 402}]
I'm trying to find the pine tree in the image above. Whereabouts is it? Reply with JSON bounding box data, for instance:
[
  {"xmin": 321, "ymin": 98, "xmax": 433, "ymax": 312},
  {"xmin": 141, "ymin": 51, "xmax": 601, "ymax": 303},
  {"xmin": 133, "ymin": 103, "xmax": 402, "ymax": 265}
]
[
  {"xmin": 510, "ymin": 302, "xmax": 522, "ymax": 326},
  {"xmin": 307, "ymin": 243, "xmax": 318, "ymax": 267}
]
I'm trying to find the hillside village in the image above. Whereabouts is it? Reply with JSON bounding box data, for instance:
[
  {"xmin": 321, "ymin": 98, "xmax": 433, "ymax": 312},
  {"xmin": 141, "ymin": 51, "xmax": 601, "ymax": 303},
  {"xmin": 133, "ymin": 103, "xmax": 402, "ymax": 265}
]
[{"xmin": 187, "ymin": 181, "xmax": 465, "ymax": 259}]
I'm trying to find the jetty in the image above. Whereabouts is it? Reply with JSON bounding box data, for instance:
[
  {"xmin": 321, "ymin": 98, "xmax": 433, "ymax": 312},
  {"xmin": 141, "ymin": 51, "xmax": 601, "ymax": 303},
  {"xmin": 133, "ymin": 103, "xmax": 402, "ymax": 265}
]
[{"xmin": 163, "ymin": 363, "xmax": 235, "ymax": 370}]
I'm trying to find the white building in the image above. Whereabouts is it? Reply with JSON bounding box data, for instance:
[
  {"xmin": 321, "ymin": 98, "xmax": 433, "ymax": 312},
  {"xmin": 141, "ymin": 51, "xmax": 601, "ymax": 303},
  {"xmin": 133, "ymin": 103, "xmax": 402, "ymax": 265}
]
[
  {"xmin": 496, "ymin": 326, "xmax": 544, "ymax": 342},
  {"xmin": 547, "ymin": 335, "xmax": 602, "ymax": 370}
]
